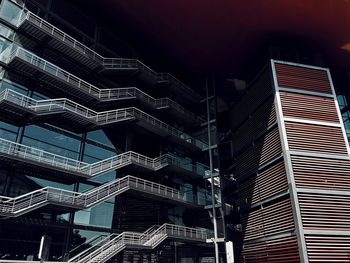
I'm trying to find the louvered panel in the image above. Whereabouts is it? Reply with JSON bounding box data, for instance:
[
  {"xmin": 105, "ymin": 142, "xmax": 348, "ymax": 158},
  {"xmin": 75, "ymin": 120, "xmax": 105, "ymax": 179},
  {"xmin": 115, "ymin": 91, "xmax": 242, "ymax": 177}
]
[
  {"xmin": 280, "ymin": 92, "xmax": 339, "ymax": 123},
  {"xmin": 258, "ymin": 161, "xmax": 288, "ymax": 201},
  {"xmin": 292, "ymin": 156, "xmax": 350, "ymax": 191},
  {"xmin": 235, "ymin": 127, "xmax": 282, "ymax": 177},
  {"xmin": 262, "ymin": 199, "xmax": 295, "ymax": 237},
  {"xmin": 241, "ymin": 199, "xmax": 294, "ymax": 242},
  {"xmin": 305, "ymin": 235, "xmax": 350, "ymax": 263},
  {"xmin": 299, "ymin": 192, "xmax": 350, "ymax": 231},
  {"xmin": 231, "ymin": 69, "xmax": 273, "ymax": 129},
  {"xmin": 238, "ymin": 175, "xmax": 260, "ymax": 207},
  {"xmin": 238, "ymin": 161, "xmax": 288, "ymax": 207},
  {"xmin": 285, "ymin": 122, "xmax": 347, "ymax": 155},
  {"xmin": 242, "ymin": 236, "xmax": 300, "ymax": 263},
  {"xmin": 241, "ymin": 208, "xmax": 265, "ymax": 241},
  {"xmin": 234, "ymin": 98, "xmax": 276, "ymax": 153},
  {"xmin": 275, "ymin": 63, "xmax": 332, "ymax": 94}
]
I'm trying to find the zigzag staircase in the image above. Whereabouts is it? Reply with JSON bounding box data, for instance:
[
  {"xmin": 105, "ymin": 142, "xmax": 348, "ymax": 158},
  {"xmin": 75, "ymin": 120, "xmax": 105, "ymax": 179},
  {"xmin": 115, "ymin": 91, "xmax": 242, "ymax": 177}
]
[
  {"xmin": 68, "ymin": 224, "xmax": 207, "ymax": 263},
  {"xmin": 0, "ymin": 175, "xmax": 203, "ymax": 217},
  {"xmin": 0, "ymin": 88, "xmax": 206, "ymax": 150},
  {"xmin": 15, "ymin": 10, "xmax": 203, "ymax": 103},
  {"xmin": 0, "ymin": 137, "xmax": 208, "ymax": 180}
]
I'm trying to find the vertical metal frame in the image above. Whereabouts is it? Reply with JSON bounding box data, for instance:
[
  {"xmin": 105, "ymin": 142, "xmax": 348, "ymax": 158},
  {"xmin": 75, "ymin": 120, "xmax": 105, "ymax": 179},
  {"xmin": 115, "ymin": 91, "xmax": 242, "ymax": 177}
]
[
  {"xmin": 270, "ymin": 59, "xmax": 309, "ymax": 263},
  {"xmin": 326, "ymin": 68, "xmax": 350, "ymax": 158}
]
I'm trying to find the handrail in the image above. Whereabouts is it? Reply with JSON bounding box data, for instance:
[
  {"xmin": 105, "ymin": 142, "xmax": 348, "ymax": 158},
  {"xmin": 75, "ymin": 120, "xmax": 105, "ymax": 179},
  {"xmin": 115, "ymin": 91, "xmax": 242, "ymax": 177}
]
[
  {"xmin": 6, "ymin": 46, "xmax": 203, "ymax": 124},
  {"xmin": 64, "ymin": 234, "xmax": 107, "ymax": 259},
  {"xmin": 0, "ymin": 137, "xmax": 209, "ymax": 178},
  {"xmin": 0, "ymin": 87, "xmax": 207, "ymax": 149},
  {"xmin": 69, "ymin": 223, "xmax": 207, "ymax": 263},
  {"xmin": 0, "ymin": 175, "xmax": 204, "ymax": 217},
  {"xmin": 18, "ymin": 10, "xmax": 203, "ymax": 102}
]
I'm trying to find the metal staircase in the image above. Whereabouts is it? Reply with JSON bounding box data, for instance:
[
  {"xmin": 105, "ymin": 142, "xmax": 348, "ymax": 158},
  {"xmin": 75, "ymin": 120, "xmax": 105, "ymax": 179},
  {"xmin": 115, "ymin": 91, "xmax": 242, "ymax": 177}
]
[
  {"xmin": 0, "ymin": 88, "xmax": 207, "ymax": 150},
  {"xmin": 5, "ymin": 46, "xmax": 203, "ymax": 127},
  {"xmin": 68, "ymin": 224, "xmax": 207, "ymax": 263},
  {"xmin": 0, "ymin": 137, "xmax": 208, "ymax": 180},
  {"xmin": 16, "ymin": 9, "xmax": 203, "ymax": 103},
  {"xmin": 0, "ymin": 175, "xmax": 203, "ymax": 217}
]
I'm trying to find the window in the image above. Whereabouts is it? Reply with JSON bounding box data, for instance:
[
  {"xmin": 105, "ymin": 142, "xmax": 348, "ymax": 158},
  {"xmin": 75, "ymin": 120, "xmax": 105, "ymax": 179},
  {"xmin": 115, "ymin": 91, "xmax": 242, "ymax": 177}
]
[{"xmin": 0, "ymin": 0, "xmax": 23, "ymax": 26}]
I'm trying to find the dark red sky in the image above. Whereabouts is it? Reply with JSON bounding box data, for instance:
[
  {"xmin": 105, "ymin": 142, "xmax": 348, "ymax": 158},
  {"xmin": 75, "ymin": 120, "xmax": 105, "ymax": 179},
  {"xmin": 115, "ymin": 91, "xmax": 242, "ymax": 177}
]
[{"xmin": 76, "ymin": 0, "xmax": 350, "ymax": 84}]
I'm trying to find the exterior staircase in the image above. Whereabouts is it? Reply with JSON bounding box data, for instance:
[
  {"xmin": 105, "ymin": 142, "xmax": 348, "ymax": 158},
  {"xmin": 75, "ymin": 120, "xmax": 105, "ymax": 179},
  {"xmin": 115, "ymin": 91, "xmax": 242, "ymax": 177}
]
[
  {"xmin": 68, "ymin": 224, "xmax": 207, "ymax": 263},
  {"xmin": 0, "ymin": 175, "xmax": 202, "ymax": 217},
  {"xmin": 0, "ymin": 88, "xmax": 206, "ymax": 149},
  {"xmin": 0, "ymin": 137, "xmax": 208, "ymax": 180}
]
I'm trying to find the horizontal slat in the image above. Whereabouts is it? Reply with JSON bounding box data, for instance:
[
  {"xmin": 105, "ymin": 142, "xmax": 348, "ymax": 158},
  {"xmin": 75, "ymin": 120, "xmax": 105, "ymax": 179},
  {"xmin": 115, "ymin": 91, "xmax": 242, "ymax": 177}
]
[
  {"xmin": 235, "ymin": 127, "xmax": 282, "ymax": 177},
  {"xmin": 305, "ymin": 235, "xmax": 350, "ymax": 262},
  {"xmin": 241, "ymin": 198, "xmax": 294, "ymax": 241},
  {"xmin": 241, "ymin": 235, "xmax": 300, "ymax": 263},
  {"xmin": 231, "ymin": 69, "xmax": 273, "ymax": 129},
  {"xmin": 299, "ymin": 192, "xmax": 350, "ymax": 231},
  {"xmin": 238, "ymin": 160, "xmax": 288, "ymax": 207},
  {"xmin": 280, "ymin": 92, "xmax": 339, "ymax": 123},
  {"xmin": 233, "ymin": 98, "xmax": 276, "ymax": 153},
  {"xmin": 285, "ymin": 122, "xmax": 347, "ymax": 155},
  {"xmin": 275, "ymin": 63, "xmax": 332, "ymax": 94},
  {"xmin": 292, "ymin": 156, "xmax": 350, "ymax": 191}
]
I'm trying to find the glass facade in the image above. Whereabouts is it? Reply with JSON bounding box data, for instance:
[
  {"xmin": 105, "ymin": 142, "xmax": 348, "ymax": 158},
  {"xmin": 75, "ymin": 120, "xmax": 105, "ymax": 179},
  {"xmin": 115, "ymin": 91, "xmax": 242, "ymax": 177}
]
[{"xmin": 0, "ymin": 0, "xmax": 213, "ymax": 261}]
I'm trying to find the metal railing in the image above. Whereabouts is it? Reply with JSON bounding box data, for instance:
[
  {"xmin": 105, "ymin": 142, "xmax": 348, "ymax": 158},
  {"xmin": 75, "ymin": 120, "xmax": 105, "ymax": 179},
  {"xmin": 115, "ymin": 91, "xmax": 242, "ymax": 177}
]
[
  {"xmin": 0, "ymin": 137, "xmax": 208, "ymax": 178},
  {"xmin": 69, "ymin": 223, "xmax": 207, "ymax": 263},
  {"xmin": 17, "ymin": 10, "xmax": 203, "ymax": 101},
  {"xmin": 0, "ymin": 175, "xmax": 203, "ymax": 217},
  {"xmin": 0, "ymin": 88, "xmax": 207, "ymax": 149},
  {"xmin": 19, "ymin": 10, "xmax": 104, "ymax": 64},
  {"xmin": 7, "ymin": 46, "xmax": 203, "ymax": 124}
]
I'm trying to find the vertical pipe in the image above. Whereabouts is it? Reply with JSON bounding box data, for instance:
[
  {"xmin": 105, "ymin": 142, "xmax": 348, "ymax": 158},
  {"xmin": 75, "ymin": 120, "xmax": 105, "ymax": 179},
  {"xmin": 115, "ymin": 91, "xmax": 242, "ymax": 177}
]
[{"xmin": 206, "ymin": 78, "xmax": 219, "ymax": 263}]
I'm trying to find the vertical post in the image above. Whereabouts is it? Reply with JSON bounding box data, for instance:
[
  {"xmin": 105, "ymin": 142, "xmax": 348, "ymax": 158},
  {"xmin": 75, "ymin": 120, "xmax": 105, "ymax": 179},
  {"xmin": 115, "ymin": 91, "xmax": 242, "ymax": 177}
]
[{"xmin": 206, "ymin": 78, "xmax": 219, "ymax": 263}]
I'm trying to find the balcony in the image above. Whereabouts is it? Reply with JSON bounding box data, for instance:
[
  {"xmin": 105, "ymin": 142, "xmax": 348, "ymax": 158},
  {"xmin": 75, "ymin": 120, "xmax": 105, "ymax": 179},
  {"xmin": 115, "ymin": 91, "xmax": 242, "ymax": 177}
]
[
  {"xmin": 0, "ymin": 89, "xmax": 207, "ymax": 150},
  {"xmin": 16, "ymin": 10, "xmax": 203, "ymax": 103},
  {"xmin": 0, "ymin": 138, "xmax": 208, "ymax": 183},
  {"xmin": 5, "ymin": 47, "xmax": 203, "ymax": 126}
]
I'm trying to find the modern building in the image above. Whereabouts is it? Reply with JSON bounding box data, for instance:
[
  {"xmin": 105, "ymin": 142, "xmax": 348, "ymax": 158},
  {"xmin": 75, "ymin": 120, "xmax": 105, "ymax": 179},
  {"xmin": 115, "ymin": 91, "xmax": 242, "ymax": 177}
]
[
  {"xmin": 1, "ymin": 0, "xmax": 350, "ymax": 263},
  {"xmin": 0, "ymin": 0, "xmax": 225, "ymax": 262}
]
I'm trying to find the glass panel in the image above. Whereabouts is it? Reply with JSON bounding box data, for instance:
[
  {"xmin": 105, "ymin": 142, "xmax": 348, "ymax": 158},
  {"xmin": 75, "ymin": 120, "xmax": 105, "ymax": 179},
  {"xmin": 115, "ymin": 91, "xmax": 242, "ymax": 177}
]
[
  {"xmin": 0, "ymin": 121, "xmax": 18, "ymax": 141},
  {"xmin": 0, "ymin": 0, "xmax": 23, "ymax": 26},
  {"xmin": 0, "ymin": 22, "xmax": 14, "ymax": 39},
  {"xmin": 0, "ymin": 78, "xmax": 28, "ymax": 94},
  {"xmin": 0, "ymin": 36, "xmax": 11, "ymax": 62},
  {"xmin": 87, "ymin": 130, "xmax": 114, "ymax": 148},
  {"xmin": 83, "ymin": 142, "xmax": 115, "ymax": 160},
  {"xmin": 23, "ymin": 125, "xmax": 81, "ymax": 159},
  {"xmin": 74, "ymin": 201, "xmax": 114, "ymax": 228}
]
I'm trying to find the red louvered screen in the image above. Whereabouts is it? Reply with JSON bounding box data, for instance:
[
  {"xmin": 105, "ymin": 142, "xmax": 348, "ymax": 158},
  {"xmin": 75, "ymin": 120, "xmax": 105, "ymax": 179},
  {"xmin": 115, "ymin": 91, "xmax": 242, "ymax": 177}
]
[
  {"xmin": 234, "ymin": 98, "xmax": 276, "ymax": 154},
  {"xmin": 299, "ymin": 192, "xmax": 350, "ymax": 231},
  {"xmin": 305, "ymin": 235, "xmax": 350, "ymax": 263},
  {"xmin": 280, "ymin": 92, "xmax": 339, "ymax": 123},
  {"xmin": 285, "ymin": 122, "xmax": 347, "ymax": 155},
  {"xmin": 235, "ymin": 127, "xmax": 282, "ymax": 177},
  {"xmin": 275, "ymin": 63, "xmax": 332, "ymax": 94},
  {"xmin": 292, "ymin": 156, "xmax": 350, "ymax": 191},
  {"xmin": 238, "ymin": 161, "xmax": 288, "ymax": 207},
  {"xmin": 242, "ymin": 236, "xmax": 300, "ymax": 263}
]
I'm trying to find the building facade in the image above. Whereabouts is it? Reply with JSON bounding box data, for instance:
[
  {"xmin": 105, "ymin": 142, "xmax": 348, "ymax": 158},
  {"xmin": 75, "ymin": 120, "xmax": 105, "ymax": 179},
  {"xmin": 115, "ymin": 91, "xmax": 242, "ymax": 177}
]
[
  {"xmin": 226, "ymin": 60, "xmax": 350, "ymax": 262},
  {"xmin": 0, "ymin": 0, "xmax": 223, "ymax": 262}
]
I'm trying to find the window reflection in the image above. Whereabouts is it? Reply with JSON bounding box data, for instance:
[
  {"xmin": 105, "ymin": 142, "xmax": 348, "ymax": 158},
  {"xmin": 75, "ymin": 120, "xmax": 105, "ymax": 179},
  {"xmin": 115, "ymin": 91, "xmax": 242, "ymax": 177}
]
[
  {"xmin": 23, "ymin": 125, "xmax": 80, "ymax": 159},
  {"xmin": 74, "ymin": 200, "xmax": 114, "ymax": 228},
  {"xmin": 0, "ymin": 0, "xmax": 23, "ymax": 26}
]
